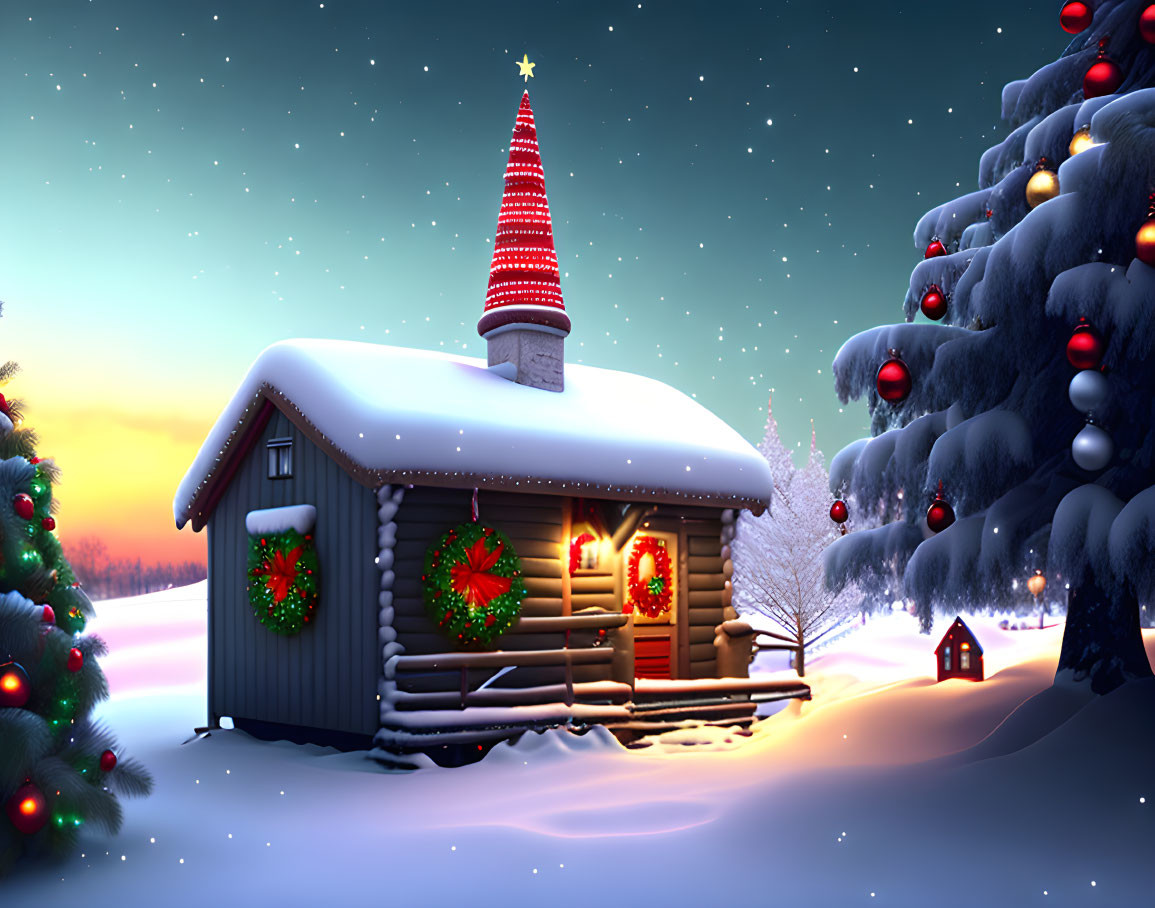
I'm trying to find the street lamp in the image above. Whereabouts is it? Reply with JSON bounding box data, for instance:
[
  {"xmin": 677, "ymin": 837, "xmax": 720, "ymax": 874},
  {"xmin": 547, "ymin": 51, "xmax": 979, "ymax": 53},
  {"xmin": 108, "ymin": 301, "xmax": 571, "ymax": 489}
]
[{"xmin": 1027, "ymin": 571, "xmax": 1047, "ymax": 628}]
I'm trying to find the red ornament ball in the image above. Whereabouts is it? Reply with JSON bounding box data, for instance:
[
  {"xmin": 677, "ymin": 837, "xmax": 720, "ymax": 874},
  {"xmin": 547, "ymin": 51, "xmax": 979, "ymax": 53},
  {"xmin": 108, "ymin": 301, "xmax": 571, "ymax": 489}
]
[
  {"xmin": 0, "ymin": 662, "xmax": 31, "ymax": 708},
  {"xmin": 1060, "ymin": 1, "xmax": 1092, "ymax": 33},
  {"xmin": 1141, "ymin": 5, "xmax": 1155, "ymax": 44},
  {"xmin": 12, "ymin": 493, "xmax": 33, "ymax": 520},
  {"xmin": 927, "ymin": 497, "xmax": 956, "ymax": 533},
  {"xmin": 829, "ymin": 500, "xmax": 849, "ymax": 524},
  {"xmin": 99, "ymin": 750, "xmax": 118, "ymax": 772},
  {"xmin": 876, "ymin": 358, "xmax": 912, "ymax": 403},
  {"xmin": 1084, "ymin": 59, "xmax": 1123, "ymax": 98},
  {"xmin": 924, "ymin": 239, "xmax": 947, "ymax": 259},
  {"xmin": 5, "ymin": 782, "xmax": 48, "ymax": 835},
  {"xmin": 42, "ymin": 604, "xmax": 54, "ymax": 625},
  {"xmin": 920, "ymin": 286, "xmax": 948, "ymax": 320},
  {"xmin": 67, "ymin": 647, "xmax": 83, "ymax": 673},
  {"xmin": 41, "ymin": 516, "xmax": 56, "ymax": 531},
  {"xmin": 1067, "ymin": 324, "xmax": 1104, "ymax": 370},
  {"xmin": 1135, "ymin": 218, "xmax": 1155, "ymax": 266},
  {"xmin": 0, "ymin": 393, "xmax": 7, "ymax": 416}
]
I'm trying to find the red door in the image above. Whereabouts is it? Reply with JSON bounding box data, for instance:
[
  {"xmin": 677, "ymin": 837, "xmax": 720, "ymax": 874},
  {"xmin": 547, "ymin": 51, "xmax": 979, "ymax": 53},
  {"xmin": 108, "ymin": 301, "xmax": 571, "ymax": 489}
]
[{"xmin": 634, "ymin": 634, "xmax": 672, "ymax": 679}]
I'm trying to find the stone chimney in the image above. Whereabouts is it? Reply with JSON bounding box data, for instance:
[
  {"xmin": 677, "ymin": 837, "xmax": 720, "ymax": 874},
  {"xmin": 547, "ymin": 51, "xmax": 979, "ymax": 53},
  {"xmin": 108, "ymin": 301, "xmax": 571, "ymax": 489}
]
[{"xmin": 478, "ymin": 90, "xmax": 570, "ymax": 392}]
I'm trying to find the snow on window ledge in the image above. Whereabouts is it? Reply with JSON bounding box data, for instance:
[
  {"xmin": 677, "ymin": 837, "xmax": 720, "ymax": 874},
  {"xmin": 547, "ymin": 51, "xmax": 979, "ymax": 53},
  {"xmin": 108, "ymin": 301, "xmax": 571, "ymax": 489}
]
[{"xmin": 245, "ymin": 504, "xmax": 317, "ymax": 536}]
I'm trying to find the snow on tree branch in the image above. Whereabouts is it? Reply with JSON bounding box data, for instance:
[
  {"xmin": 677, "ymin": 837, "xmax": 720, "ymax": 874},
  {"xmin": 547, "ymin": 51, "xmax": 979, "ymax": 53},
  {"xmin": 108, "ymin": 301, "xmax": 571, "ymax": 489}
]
[
  {"xmin": 979, "ymin": 112, "xmax": 1042, "ymax": 190},
  {"xmin": 824, "ymin": 522, "xmax": 922, "ymax": 595},
  {"xmin": 903, "ymin": 515, "xmax": 985, "ymax": 615},
  {"xmin": 926, "ymin": 409, "xmax": 1035, "ymax": 513},
  {"xmin": 1108, "ymin": 486, "xmax": 1155, "ymax": 599},
  {"xmin": 1045, "ymin": 260, "xmax": 1155, "ymax": 366},
  {"xmin": 1002, "ymin": 55, "xmax": 1089, "ymax": 129},
  {"xmin": 914, "ymin": 188, "xmax": 993, "ymax": 252},
  {"xmin": 832, "ymin": 323, "xmax": 973, "ymax": 407},
  {"xmin": 1048, "ymin": 484, "xmax": 1123, "ymax": 591}
]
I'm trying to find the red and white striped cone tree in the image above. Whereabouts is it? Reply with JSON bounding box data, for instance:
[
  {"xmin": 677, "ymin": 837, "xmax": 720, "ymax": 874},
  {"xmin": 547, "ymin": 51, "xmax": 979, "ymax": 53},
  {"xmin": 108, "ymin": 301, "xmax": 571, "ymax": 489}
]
[{"xmin": 477, "ymin": 90, "xmax": 571, "ymax": 339}]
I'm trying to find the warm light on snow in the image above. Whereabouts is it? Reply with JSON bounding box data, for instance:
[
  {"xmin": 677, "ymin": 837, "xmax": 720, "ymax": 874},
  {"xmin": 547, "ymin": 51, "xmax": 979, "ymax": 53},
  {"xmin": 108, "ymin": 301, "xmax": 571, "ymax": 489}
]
[{"xmin": 8, "ymin": 585, "xmax": 1150, "ymax": 906}]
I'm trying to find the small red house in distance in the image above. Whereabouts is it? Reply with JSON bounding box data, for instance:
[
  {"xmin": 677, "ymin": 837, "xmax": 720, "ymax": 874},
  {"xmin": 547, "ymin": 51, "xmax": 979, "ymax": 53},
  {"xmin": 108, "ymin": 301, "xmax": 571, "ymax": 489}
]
[{"xmin": 935, "ymin": 616, "xmax": 984, "ymax": 682}]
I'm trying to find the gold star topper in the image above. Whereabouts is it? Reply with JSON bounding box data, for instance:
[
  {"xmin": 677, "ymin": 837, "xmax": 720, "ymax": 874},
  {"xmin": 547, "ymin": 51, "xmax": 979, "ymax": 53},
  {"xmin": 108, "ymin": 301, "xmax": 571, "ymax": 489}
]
[{"xmin": 516, "ymin": 54, "xmax": 535, "ymax": 83}]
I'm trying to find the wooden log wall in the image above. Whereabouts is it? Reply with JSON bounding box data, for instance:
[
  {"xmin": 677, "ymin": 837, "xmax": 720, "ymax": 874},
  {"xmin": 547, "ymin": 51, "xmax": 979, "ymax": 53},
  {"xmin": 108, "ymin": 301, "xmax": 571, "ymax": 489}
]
[
  {"xmin": 390, "ymin": 487, "xmax": 618, "ymax": 700},
  {"xmin": 683, "ymin": 517, "xmax": 726, "ymax": 678},
  {"xmin": 682, "ymin": 517, "xmax": 726, "ymax": 678}
]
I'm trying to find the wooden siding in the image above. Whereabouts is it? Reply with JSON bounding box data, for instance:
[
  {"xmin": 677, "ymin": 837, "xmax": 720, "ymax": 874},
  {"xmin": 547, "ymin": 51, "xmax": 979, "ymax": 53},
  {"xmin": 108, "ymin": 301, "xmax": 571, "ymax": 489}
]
[
  {"xmin": 207, "ymin": 408, "xmax": 379, "ymax": 737},
  {"xmin": 567, "ymin": 569, "xmax": 623, "ymax": 684},
  {"xmin": 682, "ymin": 516, "xmax": 725, "ymax": 679},
  {"xmin": 390, "ymin": 487, "xmax": 619, "ymax": 697}
]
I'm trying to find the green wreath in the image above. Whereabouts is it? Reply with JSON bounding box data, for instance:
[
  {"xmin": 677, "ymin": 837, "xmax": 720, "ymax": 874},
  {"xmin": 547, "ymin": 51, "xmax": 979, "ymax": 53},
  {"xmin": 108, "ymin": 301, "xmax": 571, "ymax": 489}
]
[
  {"xmin": 423, "ymin": 522, "xmax": 526, "ymax": 648},
  {"xmin": 247, "ymin": 528, "xmax": 320, "ymax": 634}
]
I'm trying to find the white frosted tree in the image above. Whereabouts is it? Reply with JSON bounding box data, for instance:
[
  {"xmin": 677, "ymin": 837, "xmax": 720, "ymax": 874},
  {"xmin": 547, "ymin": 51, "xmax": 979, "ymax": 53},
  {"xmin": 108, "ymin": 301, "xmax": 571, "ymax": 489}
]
[
  {"xmin": 733, "ymin": 409, "xmax": 859, "ymax": 676},
  {"xmin": 826, "ymin": 1, "xmax": 1155, "ymax": 694}
]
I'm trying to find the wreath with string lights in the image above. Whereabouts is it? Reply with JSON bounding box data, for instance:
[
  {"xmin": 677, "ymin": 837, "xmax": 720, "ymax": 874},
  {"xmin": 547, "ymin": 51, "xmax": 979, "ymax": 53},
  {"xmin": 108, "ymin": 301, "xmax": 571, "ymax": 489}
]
[
  {"xmin": 247, "ymin": 529, "xmax": 320, "ymax": 634},
  {"xmin": 423, "ymin": 522, "xmax": 526, "ymax": 648},
  {"xmin": 626, "ymin": 535, "xmax": 673, "ymax": 618}
]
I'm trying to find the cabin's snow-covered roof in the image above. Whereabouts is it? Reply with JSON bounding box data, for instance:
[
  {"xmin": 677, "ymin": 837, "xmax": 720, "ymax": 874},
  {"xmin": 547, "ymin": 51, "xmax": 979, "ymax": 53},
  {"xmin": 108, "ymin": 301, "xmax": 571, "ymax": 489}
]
[{"xmin": 174, "ymin": 339, "xmax": 773, "ymax": 528}]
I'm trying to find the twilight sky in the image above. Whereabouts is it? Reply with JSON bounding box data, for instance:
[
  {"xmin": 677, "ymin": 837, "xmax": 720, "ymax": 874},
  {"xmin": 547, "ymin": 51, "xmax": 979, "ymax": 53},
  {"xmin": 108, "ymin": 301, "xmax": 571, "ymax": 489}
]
[{"xmin": 0, "ymin": 1, "xmax": 1071, "ymax": 565}]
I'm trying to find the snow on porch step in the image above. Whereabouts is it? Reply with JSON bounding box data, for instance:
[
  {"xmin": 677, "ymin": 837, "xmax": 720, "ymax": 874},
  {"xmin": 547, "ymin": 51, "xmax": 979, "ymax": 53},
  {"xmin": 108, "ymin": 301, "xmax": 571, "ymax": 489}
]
[{"xmin": 632, "ymin": 676, "xmax": 811, "ymax": 704}]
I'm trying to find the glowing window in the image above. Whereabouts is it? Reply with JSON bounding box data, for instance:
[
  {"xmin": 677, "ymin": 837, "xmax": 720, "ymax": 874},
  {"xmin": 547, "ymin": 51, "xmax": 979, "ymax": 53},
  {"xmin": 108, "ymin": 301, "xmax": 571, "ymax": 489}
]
[
  {"xmin": 943, "ymin": 645, "xmax": 952, "ymax": 672},
  {"xmin": 960, "ymin": 642, "xmax": 971, "ymax": 670},
  {"xmin": 267, "ymin": 438, "xmax": 293, "ymax": 479},
  {"xmin": 569, "ymin": 532, "xmax": 598, "ymax": 572}
]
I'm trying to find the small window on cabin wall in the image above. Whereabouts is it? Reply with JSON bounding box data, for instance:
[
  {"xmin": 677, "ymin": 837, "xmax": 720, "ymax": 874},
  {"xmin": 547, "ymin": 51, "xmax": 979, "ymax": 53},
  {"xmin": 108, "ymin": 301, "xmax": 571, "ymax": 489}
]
[
  {"xmin": 943, "ymin": 645, "xmax": 952, "ymax": 671},
  {"xmin": 568, "ymin": 500, "xmax": 611, "ymax": 576},
  {"xmin": 267, "ymin": 438, "xmax": 293, "ymax": 480},
  {"xmin": 960, "ymin": 642, "xmax": 971, "ymax": 671}
]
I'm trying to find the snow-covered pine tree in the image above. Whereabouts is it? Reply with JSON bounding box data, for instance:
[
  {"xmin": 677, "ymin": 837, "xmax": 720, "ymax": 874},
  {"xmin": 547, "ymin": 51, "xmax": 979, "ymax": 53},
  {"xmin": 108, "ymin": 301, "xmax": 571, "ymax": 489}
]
[
  {"xmin": 0, "ymin": 328, "xmax": 151, "ymax": 873},
  {"xmin": 733, "ymin": 411, "xmax": 858, "ymax": 676},
  {"xmin": 755, "ymin": 394, "xmax": 799, "ymax": 487},
  {"xmin": 826, "ymin": 1, "xmax": 1155, "ymax": 694}
]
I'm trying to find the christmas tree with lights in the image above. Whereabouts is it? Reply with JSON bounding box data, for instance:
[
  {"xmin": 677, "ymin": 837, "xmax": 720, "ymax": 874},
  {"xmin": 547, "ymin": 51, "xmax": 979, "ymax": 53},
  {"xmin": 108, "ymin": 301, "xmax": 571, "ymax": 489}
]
[
  {"xmin": 826, "ymin": 0, "xmax": 1155, "ymax": 693},
  {"xmin": 0, "ymin": 328, "xmax": 151, "ymax": 873}
]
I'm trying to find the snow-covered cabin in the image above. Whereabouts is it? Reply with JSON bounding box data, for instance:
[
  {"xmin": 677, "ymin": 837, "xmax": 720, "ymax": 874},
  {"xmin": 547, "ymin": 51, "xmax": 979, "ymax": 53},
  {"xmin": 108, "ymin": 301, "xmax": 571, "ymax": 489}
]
[
  {"xmin": 935, "ymin": 617, "xmax": 984, "ymax": 682},
  {"xmin": 174, "ymin": 90, "xmax": 805, "ymax": 764}
]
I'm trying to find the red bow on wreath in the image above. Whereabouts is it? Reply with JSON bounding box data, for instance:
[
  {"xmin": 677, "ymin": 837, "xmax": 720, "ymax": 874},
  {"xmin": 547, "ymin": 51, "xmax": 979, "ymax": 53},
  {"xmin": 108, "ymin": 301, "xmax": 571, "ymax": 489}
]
[
  {"xmin": 254, "ymin": 546, "xmax": 303, "ymax": 603},
  {"xmin": 450, "ymin": 537, "xmax": 511, "ymax": 610}
]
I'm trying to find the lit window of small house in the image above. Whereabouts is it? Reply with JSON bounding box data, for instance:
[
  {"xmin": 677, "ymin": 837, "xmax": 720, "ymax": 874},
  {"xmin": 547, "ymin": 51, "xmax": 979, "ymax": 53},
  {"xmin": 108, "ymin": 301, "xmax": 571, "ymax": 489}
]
[
  {"xmin": 935, "ymin": 617, "xmax": 984, "ymax": 682},
  {"xmin": 267, "ymin": 438, "xmax": 293, "ymax": 479}
]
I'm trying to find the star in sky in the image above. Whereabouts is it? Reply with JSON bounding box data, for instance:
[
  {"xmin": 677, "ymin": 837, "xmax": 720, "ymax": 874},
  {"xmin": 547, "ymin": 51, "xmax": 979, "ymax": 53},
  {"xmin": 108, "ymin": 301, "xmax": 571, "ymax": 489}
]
[{"xmin": 516, "ymin": 54, "xmax": 535, "ymax": 82}]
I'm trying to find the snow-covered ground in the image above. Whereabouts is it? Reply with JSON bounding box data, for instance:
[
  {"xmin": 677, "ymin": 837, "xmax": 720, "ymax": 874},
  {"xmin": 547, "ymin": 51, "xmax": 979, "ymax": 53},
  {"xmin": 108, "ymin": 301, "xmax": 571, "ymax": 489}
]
[{"xmin": 5, "ymin": 584, "xmax": 1153, "ymax": 906}]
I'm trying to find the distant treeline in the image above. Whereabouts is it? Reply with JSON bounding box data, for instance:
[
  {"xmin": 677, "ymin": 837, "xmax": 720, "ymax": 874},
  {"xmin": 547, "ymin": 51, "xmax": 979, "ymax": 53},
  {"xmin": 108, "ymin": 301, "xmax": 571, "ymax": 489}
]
[{"xmin": 64, "ymin": 537, "xmax": 206, "ymax": 601}]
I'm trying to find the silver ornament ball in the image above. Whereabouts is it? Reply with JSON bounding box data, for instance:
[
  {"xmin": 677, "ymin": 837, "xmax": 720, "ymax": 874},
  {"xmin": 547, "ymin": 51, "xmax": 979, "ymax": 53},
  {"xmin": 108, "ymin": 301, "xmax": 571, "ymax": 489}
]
[
  {"xmin": 1068, "ymin": 370, "xmax": 1109, "ymax": 414},
  {"xmin": 1071, "ymin": 423, "xmax": 1114, "ymax": 471}
]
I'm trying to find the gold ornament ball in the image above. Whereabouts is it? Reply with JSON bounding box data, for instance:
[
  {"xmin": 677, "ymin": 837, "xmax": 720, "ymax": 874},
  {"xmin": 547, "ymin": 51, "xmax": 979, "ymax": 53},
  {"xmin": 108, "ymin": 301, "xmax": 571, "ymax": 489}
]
[
  {"xmin": 1025, "ymin": 169, "xmax": 1060, "ymax": 209},
  {"xmin": 1069, "ymin": 127, "xmax": 1095, "ymax": 156},
  {"xmin": 1027, "ymin": 573, "xmax": 1046, "ymax": 597},
  {"xmin": 1136, "ymin": 218, "xmax": 1155, "ymax": 266}
]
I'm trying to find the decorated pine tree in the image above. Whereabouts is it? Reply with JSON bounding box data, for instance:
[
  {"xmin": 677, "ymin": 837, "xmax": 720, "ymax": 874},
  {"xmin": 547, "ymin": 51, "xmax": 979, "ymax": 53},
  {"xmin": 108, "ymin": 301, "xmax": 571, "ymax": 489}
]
[
  {"xmin": 733, "ymin": 409, "xmax": 858, "ymax": 676},
  {"xmin": 0, "ymin": 334, "xmax": 151, "ymax": 873},
  {"xmin": 826, "ymin": 1, "xmax": 1155, "ymax": 693}
]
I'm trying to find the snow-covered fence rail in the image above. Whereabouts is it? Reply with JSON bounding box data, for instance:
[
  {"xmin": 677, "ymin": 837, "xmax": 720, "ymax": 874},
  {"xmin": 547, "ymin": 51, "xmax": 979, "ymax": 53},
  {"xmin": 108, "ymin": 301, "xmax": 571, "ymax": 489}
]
[{"xmin": 391, "ymin": 647, "xmax": 615, "ymax": 672}]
